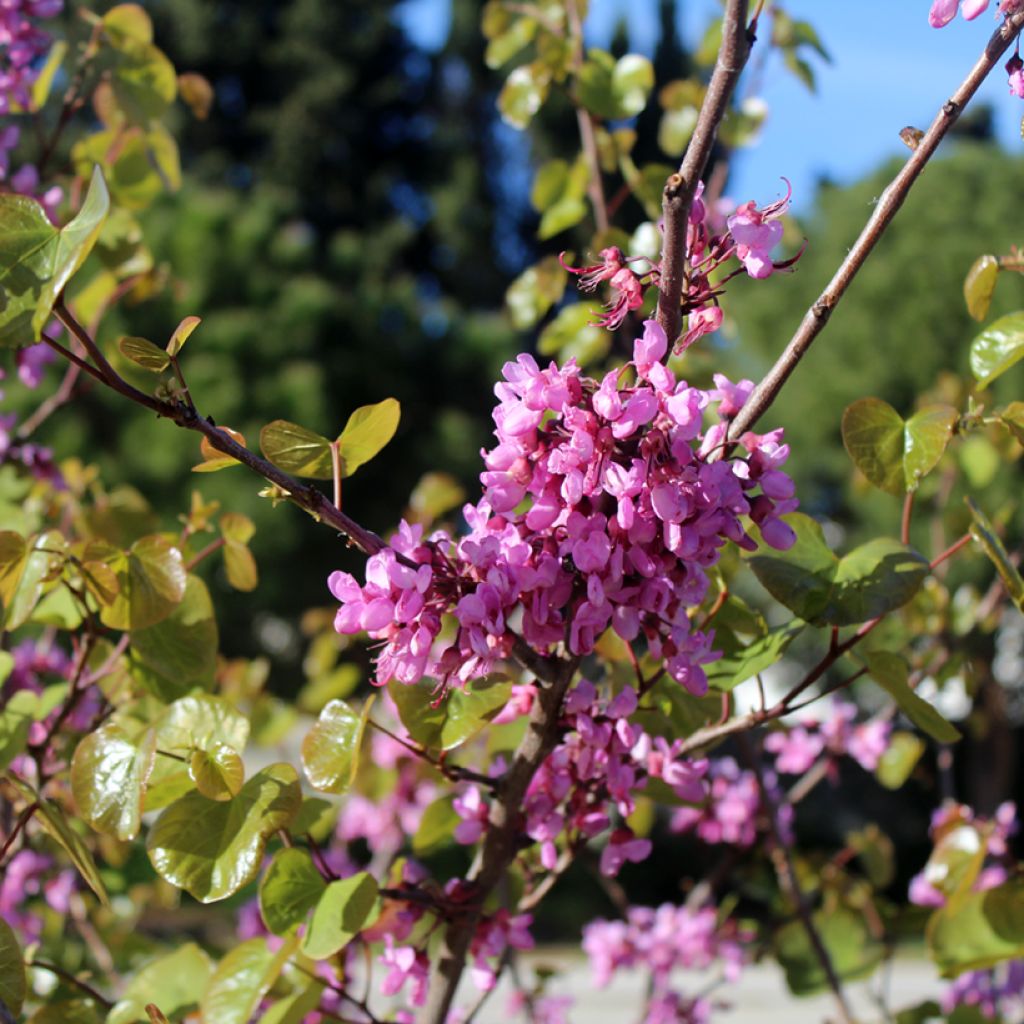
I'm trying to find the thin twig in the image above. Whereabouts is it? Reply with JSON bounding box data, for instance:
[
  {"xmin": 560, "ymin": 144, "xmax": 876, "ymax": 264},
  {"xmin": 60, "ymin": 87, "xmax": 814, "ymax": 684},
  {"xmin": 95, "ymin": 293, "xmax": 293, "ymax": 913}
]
[
  {"xmin": 17, "ymin": 361, "xmax": 82, "ymax": 439},
  {"xmin": 727, "ymin": 8, "xmax": 1024, "ymax": 440},
  {"xmin": 28, "ymin": 959, "xmax": 112, "ymax": 1010},
  {"xmin": 655, "ymin": 0, "xmax": 752, "ymax": 345}
]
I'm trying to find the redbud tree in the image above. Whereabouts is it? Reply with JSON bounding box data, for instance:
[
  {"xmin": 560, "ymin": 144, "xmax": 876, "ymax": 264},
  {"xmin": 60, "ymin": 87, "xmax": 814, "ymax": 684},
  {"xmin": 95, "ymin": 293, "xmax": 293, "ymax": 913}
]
[{"xmin": 2, "ymin": 2, "xmax": 1024, "ymax": 1023}]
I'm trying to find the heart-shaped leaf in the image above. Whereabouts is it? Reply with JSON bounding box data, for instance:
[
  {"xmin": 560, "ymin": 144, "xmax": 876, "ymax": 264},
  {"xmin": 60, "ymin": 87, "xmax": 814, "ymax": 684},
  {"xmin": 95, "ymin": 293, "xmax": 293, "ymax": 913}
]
[
  {"xmin": 259, "ymin": 420, "xmax": 332, "ymax": 479},
  {"xmin": 964, "ymin": 254, "xmax": 999, "ymax": 322},
  {"xmin": 0, "ymin": 530, "xmax": 66, "ymax": 630},
  {"xmin": 200, "ymin": 937, "xmax": 297, "ymax": 1024},
  {"xmin": 747, "ymin": 514, "xmax": 929, "ymax": 626},
  {"xmin": 146, "ymin": 763, "xmax": 301, "ymax": 902},
  {"xmin": 95, "ymin": 534, "xmax": 186, "ymax": 631},
  {"xmin": 106, "ymin": 943, "xmax": 213, "ymax": 1024},
  {"xmin": 841, "ymin": 398, "xmax": 957, "ymax": 495},
  {"xmin": 189, "ymin": 742, "xmax": 244, "ymax": 801},
  {"xmin": 928, "ymin": 879, "xmax": 1024, "ymax": 976},
  {"xmin": 0, "ymin": 166, "xmax": 110, "ymax": 348},
  {"xmin": 337, "ymin": 398, "xmax": 401, "ymax": 478}
]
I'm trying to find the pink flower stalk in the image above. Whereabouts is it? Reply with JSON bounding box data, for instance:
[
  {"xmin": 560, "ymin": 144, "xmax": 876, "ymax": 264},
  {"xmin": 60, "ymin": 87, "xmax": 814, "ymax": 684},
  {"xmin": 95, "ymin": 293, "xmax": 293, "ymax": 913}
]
[
  {"xmin": 1007, "ymin": 54, "xmax": 1024, "ymax": 97},
  {"xmin": 560, "ymin": 247, "xmax": 655, "ymax": 330},
  {"xmin": 725, "ymin": 181, "xmax": 792, "ymax": 280}
]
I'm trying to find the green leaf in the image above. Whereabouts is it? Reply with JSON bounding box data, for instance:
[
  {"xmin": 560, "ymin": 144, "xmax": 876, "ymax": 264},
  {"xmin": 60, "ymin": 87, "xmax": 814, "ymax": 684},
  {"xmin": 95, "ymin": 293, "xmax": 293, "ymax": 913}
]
[
  {"xmin": 301, "ymin": 872, "xmax": 379, "ymax": 960},
  {"xmin": 166, "ymin": 314, "xmax": 200, "ymax": 357},
  {"xmin": 537, "ymin": 303, "xmax": 609, "ymax": 367},
  {"xmin": 0, "ymin": 690, "xmax": 38, "ymax": 772},
  {"xmin": 578, "ymin": 50, "xmax": 653, "ymax": 120},
  {"xmin": 129, "ymin": 574, "xmax": 218, "ymax": 700},
  {"xmin": 0, "ymin": 530, "xmax": 66, "ymax": 630},
  {"xmin": 498, "ymin": 63, "xmax": 549, "ymax": 130},
  {"xmin": 28, "ymin": 40, "xmax": 67, "ymax": 111},
  {"xmin": 190, "ymin": 743, "xmax": 245, "ymax": 801},
  {"xmin": 876, "ymin": 731, "xmax": 926, "ymax": 789},
  {"xmin": 301, "ymin": 697, "xmax": 375, "ymax": 794},
  {"xmin": 103, "ymin": 4, "xmax": 153, "ymax": 44},
  {"xmin": 611, "ymin": 54, "xmax": 655, "ymax": 117},
  {"xmin": 146, "ymin": 763, "xmax": 301, "ymax": 902},
  {"xmin": 200, "ymin": 937, "xmax": 297, "ymax": 1024},
  {"xmin": 705, "ymin": 622, "xmax": 804, "ymax": 692},
  {"xmin": 70, "ymin": 718, "xmax": 157, "ymax": 840},
  {"xmin": 258, "ymin": 848, "xmax": 326, "ymax": 935},
  {"xmin": 747, "ymin": 514, "xmax": 929, "ymax": 626},
  {"xmin": 0, "ymin": 918, "xmax": 25, "ymax": 1017},
  {"xmin": 997, "ymin": 400, "xmax": 1024, "ymax": 445},
  {"xmin": 865, "ymin": 651, "xmax": 960, "ymax": 743},
  {"xmin": 6, "ymin": 775, "xmax": 109, "ymax": 905},
  {"xmin": 389, "ymin": 675, "xmax": 512, "ymax": 751},
  {"xmin": 964, "ymin": 254, "xmax": 1000, "ymax": 322},
  {"xmin": 102, "ymin": 29, "xmax": 177, "ymax": 125},
  {"xmin": 259, "ymin": 420, "xmax": 332, "ymax": 479},
  {"xmin": 841, "ymin": 398, "xmax": 957, "ymax": 495},
  {"xmin": 97, "ymin": 534, "xmax": 186, "ymax": 631},
  {"xmin": 0, "ymin": 165, "xmax": 110, "ymax": 347},
  {"xmin": 413, "ymin": 796, "xmax": 459, "ymax": 855},
  {"xmin": 407, "ymin": 472, "xmax": 465, "ymax": 526},
  {"xmin": 258, "ymin": 982, "xmax": 326, "ymax": 1024},
  {"xmin": 106, "ymin": 943, "xmax": 213, "ymax": 1024},
  {"xmin": 338, "ymin": 398, "xmax": 401, "ymax": 477},
  {"xmin": 847, "ymin": 824, "xmax": 896, "ymax": 889},
  {"xmin": 223, "ymin": 539, "xmax": 259, "ymax": 592},
  {"xmin": 969, "ymin": 312, "xmax": 1024, "ymax": 388},
  {"xmin": 538, "ymin": 196, "xmax": 588, "ymax": 240},
  {"xmin": 928, "ymin": 879, "xmax": 1024, "ymax": 976},
  {"xmin": 776, "ymin": 907, "xmax": 883, "ymax": 995},
  {"xmin": 505, "ymin": 255, "xmax": 567, "ymax": 330},
  {"xmin": 118, "ymin": 335, "xmax": 170, "ymax": 372},
  {"xmin": 966, "ymin": 497, "xmax": 1024, "ymax": 612},
  {"xmin": 26, "ymin": 998, "xmax": 104, "ymax": 1023}
]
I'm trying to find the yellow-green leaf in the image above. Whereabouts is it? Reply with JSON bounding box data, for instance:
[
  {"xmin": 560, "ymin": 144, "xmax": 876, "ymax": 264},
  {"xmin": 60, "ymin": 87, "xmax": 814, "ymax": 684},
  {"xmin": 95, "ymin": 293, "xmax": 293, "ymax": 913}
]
[
  {"xmin": 300, "ymin": 696, "xmax": 375, "ymax": 794},
  {"xmin": 189, "ymin": 742, "xmax": 245, "ymax": 801},
  {"xmin": 337, "ymin": 398, "xmax": 401, "ymax": 478}
]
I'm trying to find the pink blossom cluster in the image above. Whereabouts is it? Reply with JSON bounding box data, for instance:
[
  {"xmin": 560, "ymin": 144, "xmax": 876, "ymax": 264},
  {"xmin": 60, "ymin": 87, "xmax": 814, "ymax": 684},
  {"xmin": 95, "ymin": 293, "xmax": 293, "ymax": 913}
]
[
  {"xmin": 0, "ymin": 849, "xmax": 74, "ymax": 943},
  {"xmin": 451, "ymin": 680, "xmax": 703, "ymax": 877},
  {"xmin": 1, "ymin": 342, "xmax": 62, "ymax": 480},
  {"xmin": 0, "ymin": 0, "xmax": 62, "ymax": 114},
  {"xmin": 928, "ymin": 0, "xmax": 1024, "ymax": 96},
  {"xmin": 763, "ymin": 700, "xmax": 892, "ymax": 776},
  {"xmin": 330, "ymin": 321, "xmax": 797, "ymax": 699},
  {"xmin": 670, "ymin": 756, "xmax": 790, "ymax": 847},
  {"xmin": 582, "ymin": 902, "xmax": 749, "ymax": 1024},
  {"xmin": 562, "ymin": 182, "xmax": 794, "ymax": 333},
  {"xmin": 908, "ymin": 801, "xmax": 1018, "ymax": 907},
  {"xmin": 940, "ymin": 960, "xmax": 1024, "ymax": 1020}
]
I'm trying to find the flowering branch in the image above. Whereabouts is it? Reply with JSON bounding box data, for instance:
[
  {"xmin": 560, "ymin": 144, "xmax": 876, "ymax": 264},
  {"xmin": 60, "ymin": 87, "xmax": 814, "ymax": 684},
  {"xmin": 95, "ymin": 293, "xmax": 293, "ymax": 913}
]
[
  {"xmin": 655, "ymin": 0, "xmax": 753, "ymax": 345},
  {"xmin": 727, "ymin": 6, "xmax": 1024, "ymax": 440}
]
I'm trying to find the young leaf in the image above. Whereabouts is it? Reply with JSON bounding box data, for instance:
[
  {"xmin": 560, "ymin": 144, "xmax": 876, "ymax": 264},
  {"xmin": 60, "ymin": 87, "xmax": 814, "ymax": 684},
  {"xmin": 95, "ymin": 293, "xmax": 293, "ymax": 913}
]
[
  {"xmin": 865, "ymin": 651, "xmax": 960, "ymax": 743},
  {"xmin": 705, "ymin": 622, "xmax": 804, "ymax": 692},
  {"xmin": 0, "ymin": 690, "xmax": 36, "ymax": 772},
  {"xmin": 118, "ymin": 335, "xmax": 170, "ymax": 372},
  {"xmin": 964, "ymin": 254, "xmax": 1000, "ymax": 321},
  {"xmin": 337, "ymin": 398, "xmax": 401, "ymax": 478},
  {"xmin": 259, "ymin": 420, "xmax": 333, "ymax": 479},
  {"xmin": 927, "ymin": 879, "xmax": 1024, "ymax": 976},
  {"xmin": 166, "ymin": 315, "xmax": 201, "ymax": 357},
  {"xmin": 969, "ymin": 312, "xmax": 1024, "ymax": 388},
  {"xmin": 258, "ymin": 847, "xmax": 326, "ymax": 935},
  {"xmin": 95, "ymin": 534, "xmax": 186, "ymax": 631},
  {"xmin": 200, "ymin": 937, "xmax": 297, "ymax": 1024},
  {"xmin": 189, "ymin": 743, "xmax": 245, "ymax": 801},
  {"xmin": 177, "ymin": 72, "xmax": 214, "ymax": 120},
  {"xmin": 70, "ymin": 718, "xmax": 158, "ymax": 839},
  {"xmin": 876, "ymin": 731, "xmax": 926, "ymax": 789},
  {"xmin": 389, "ymin": 675, "xmax": 512, "ymax": 751},
  {"xmin": 775, "ymin": 908, "xmax": 883, "ymax": 995},
  {"xmin": 413, "ymin": 796, "xmax": 460, "ymax": 855},
  {"xmin": 0, "ymin": 166, "xmax": 110, "ymax": 347},
  {"xmin": 966, "ymin": 497, "xmax": 1024, "ymax": 611},
  {"xmin": 146, "ymin": 763, "xmax": 301, "ymax": 902},
  {"xmin": 301, "ymin": 873, "xmax": 379, "ymax": 959},
  {"xmin": 193, "ymin": 427, "xmax": 247, "ymax": 473},
  {"xmin": 841, "ymin": 398, "xmax": 956, "ymax": 495},
  {"xmin": 0, "ymin": 530, "xmax": 67, "ymax": 631},
  {"xmin": 301, "ymin": 696, "xmax": 375, "ymax": 793},
  {"xmin": 106, "ymin": 944, "xmax": 213, "ymax": 1024}
]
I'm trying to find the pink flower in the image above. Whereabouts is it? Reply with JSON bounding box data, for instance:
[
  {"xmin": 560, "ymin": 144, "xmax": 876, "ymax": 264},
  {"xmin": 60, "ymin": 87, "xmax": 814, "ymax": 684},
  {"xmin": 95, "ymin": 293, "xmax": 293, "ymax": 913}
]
[
  {"xmin": 929, "ymin": 0, "xmax": 989, "ymax": 25},
  {"xmin": 600, "ymin": 829, "xmax": 652, "ymax": 876},
  {"xmin": 1007, "ymin": 54, "xmax": 1024, "ymax": 97},
  {"xmin": 726, "ymin": 182, "xmax": 791, "ymax": 280},
  {"xmin": 379, "ymin": 937, "xmax": 429, "ymax": 1006}
]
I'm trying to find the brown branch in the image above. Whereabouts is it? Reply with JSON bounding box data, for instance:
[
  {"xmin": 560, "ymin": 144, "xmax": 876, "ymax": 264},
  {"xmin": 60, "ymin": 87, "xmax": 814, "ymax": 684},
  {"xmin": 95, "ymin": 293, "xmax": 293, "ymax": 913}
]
[
  {"xmin": 655, "ymin": 0, "xmax": 752, "ymax": 345},
  {"xmin": 417, "ymin": 655, "xmax": 579, "ymax": 1024},
  {"xmin": 28, "ymin": 959, "xmax": 112, "ymax": 1010},
  {"xmin": 727, "ymin": 8, "xmax": 1024, "ymax": 440}
]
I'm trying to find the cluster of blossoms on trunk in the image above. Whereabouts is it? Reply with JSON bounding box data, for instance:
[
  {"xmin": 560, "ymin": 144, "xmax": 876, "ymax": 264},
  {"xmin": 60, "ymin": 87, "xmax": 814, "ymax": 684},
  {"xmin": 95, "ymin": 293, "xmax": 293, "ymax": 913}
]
[{"xmin": 330, "ymin": 319, "xmax": 797, "ymax": 700}]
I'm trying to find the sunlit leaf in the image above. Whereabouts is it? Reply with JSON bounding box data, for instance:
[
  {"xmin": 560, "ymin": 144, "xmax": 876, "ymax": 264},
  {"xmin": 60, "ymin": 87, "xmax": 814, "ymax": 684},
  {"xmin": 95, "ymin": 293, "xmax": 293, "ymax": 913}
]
[
  {"xmin": 705, "ymin": 622, "xmax": 804, "ymax": 692},
  {"xmin": 966, "ymin": 497, "xmax": 1024, "ymax": 612},
  {"xmin": 969, "ymin": 312, "xmax": 1024, "ymax": 388},
  {"xmin": 259, "ymin": 420, "xmax": 332, "ymax": 479},
  {"xmin": 177, "ymin": 73, "xmax": 214, "ymax": 120},
  {"xmin": 258, "ymin": 848, "xmax": 326, "ymax": 935},
  {"xmin": 96, "ymin": 534, "xmax": 186, "ymax": 631},
  {"xmin": 301, "ymin": 696, "xmax": 375, "ymax": 793},
  {"xmin": 338, "ymin": 398, "xmax": 401, "ymax": 478},
  {"xmin": 865, "ymin": 650, "xmax": 960, "ymax": 743},
  {"xmin": 193, "ymin": 426, "xmax": 247, "ymax": 473},
  {"xmin": 0, "ymin": 918, "xmax": 25, "ymax": 1017},
  {"xmin": 928, "ymin": 879, "xmax": 1024, "ymax": 976},
  {"xmin": 964, "ymin": 254, "xmax": 1000, "ymax": 322},
  {"xmin": 118, "ymin": 335, "xmax": 170, "ymax": 372},
  {"xmin": 301, "ymin": 873, "xmax": 379, "ymax": 960},
  {"xmin": 147, "ymin": 763, "xmax": 301, "ymax": 902},
  {"xmin": 389, "ymin": 676, "xmax": 512, "ymax": 751},
  {"xmin": 189, "ymin": 742, "xmax": 245, "ymax": 801},
  {"xmin": 200, "ymin": 937, "xmax": 298, "ymax": 1024},
  {"xmin": 106, "ymin": 943, "xmax": 212, "ymax": 1024}
]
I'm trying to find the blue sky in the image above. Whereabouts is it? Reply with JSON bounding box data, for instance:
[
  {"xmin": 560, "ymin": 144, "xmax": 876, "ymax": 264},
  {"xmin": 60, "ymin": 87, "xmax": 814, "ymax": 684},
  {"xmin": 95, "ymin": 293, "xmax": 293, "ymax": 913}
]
[{"xmin": 396, "ymin": 0, "xmax": 1024, "ymax": 211}]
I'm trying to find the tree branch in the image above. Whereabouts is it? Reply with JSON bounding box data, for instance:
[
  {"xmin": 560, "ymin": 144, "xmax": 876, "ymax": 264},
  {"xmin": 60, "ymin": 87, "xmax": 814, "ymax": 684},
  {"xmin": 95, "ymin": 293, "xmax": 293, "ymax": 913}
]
[
  {"xmin": 727, "ymin": 8, "xmax": 1024, "ymax": 440},
  {"xmin": 417, "ymin": 655, "xmax": 579, "ymax": 1024},
  {"xmin": 655, "ymin": 0, "xmax": 752, "ymax": 345}
]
